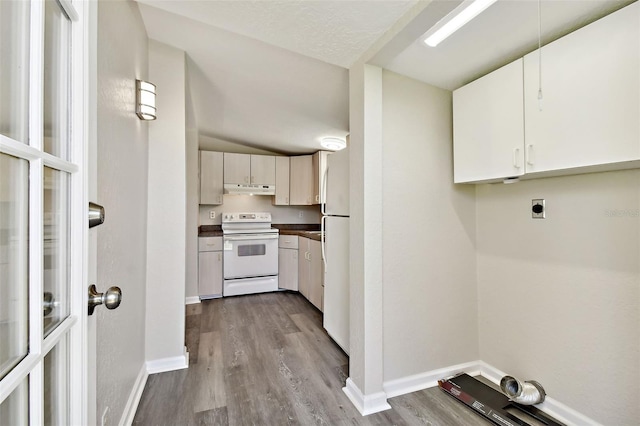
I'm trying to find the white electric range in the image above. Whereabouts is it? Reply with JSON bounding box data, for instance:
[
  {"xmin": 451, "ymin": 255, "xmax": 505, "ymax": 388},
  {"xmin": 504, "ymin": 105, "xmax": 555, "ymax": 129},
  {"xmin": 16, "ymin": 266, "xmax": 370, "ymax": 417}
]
[{"xmin": 221, "ymin": 212, "xmax": 279, "ymax": 296}]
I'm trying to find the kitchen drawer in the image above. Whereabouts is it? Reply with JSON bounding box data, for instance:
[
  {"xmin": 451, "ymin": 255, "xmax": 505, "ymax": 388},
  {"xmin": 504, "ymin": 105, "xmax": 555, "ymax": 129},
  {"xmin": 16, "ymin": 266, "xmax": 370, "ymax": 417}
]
[
  {"xmin": 199, "ymin": 236, "xmax": 223, "ymax": 252},
  {"xmin": 279, "ymin": 235, "xmax": 299, "ymax": 249}
]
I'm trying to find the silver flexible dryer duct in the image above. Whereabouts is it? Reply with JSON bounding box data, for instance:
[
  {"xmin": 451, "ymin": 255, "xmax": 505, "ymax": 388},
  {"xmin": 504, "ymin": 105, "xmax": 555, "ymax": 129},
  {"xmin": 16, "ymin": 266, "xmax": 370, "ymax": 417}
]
[{"xmin": 500, "ymin": 375, "xmax": 546, "ymax": 405}]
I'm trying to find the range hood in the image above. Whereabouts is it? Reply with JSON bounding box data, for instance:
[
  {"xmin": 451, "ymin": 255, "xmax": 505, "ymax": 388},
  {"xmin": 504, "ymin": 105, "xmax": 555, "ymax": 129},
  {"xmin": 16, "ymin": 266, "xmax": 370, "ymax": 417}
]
[{"xmin": 224, "ymin": 183, "xmax": 276, "ymax": 196}]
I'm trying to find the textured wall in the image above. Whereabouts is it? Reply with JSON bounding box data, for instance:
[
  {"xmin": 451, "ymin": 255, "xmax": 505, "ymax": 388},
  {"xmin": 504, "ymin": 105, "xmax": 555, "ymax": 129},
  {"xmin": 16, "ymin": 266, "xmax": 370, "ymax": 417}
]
[
  {"xmin": 477, "ymin": 170, "xmax": 640, "ymax": 424},
  {"xmin": 96, "ymin": 0, "xmax": 148, "ymax": 423},
  {"xmin": 145, "ymin": 40, "xmax": 187, "ymax": 362},
  {"xmin": 381, "ymin": 71, "xmax": 479, "ymax": 381}
]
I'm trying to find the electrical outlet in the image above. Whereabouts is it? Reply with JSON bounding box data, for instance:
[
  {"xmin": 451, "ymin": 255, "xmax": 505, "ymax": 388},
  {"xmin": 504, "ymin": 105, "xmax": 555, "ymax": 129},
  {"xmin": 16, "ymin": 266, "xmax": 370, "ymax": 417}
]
[
  {"xmin": 210, "ymin": 210, "xmax": 215, "ymax": 219},
  {"xmin": 101, "ymin": 407, "xmax": 110, "ymax": 426},
  {"xmin": 298, "ymin": 211, "xmax": 304, "ymax": 218},
  {"xmin": 532, "ymin": 199, "xmax": 545, "ymax": 219}
]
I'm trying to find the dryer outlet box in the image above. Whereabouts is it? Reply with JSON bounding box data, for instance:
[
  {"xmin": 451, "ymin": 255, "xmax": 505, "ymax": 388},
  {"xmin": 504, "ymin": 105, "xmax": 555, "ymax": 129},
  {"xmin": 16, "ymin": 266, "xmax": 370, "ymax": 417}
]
[{"xmin": 532, "ymin": 199, "xmax": 545, "ymax": 219}]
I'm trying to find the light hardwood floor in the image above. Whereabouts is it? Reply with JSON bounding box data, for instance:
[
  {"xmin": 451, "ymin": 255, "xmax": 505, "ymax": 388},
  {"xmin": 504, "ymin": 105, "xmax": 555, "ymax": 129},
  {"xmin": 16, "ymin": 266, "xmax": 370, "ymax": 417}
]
[{"xmin": 133, "ymin": 292, "xmax": 491, "ymax": 425}]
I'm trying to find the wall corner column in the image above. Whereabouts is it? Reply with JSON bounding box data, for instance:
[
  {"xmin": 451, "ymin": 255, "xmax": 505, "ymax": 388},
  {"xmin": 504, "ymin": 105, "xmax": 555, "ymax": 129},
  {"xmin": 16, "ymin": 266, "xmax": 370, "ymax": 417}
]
[{"xmin": 344, "ymin": 63, "xmax": 389, "ymax": 415}]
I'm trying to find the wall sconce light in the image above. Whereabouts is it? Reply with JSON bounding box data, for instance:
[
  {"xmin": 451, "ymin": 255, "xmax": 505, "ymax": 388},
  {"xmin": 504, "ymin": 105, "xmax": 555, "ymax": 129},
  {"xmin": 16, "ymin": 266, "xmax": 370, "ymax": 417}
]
[{"xmin": 136, "ymin": 79, "xmax": 156, "ymax": 120}]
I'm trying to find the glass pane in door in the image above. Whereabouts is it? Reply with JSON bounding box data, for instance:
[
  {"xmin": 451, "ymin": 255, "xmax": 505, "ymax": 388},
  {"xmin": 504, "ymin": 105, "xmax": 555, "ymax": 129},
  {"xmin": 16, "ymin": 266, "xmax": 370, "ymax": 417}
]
[
  {"xmin": 44, "ymin": 336, "xmax": 68, "ymax": 426},
  {"xmin": 43, "ymin": 0, "xmax": 70, "ymax": 159},
  {"xmin": 43, "ymin": 167, "xmax": 69, "ymax": 336},
  {"xmin": 0, "ymin": 0, "xmax": 30, "ymax": 142},
  {"xmin": 0, "ymin": 153, "xmax": 29, "ymax": 379},
  {"xmin": 0, "ymin": 379, "xmax": 28, "ymax": 425}
]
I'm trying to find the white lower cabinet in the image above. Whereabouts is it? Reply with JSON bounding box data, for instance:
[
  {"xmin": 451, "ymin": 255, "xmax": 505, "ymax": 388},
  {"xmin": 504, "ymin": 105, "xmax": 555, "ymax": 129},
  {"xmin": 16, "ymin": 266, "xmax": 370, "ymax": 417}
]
[
  {"xmin": 298, "ymin": 236, "xmax": 323, "ymax": 311},
  {"xmin": 278, "ymin": 235, "xmax": 298, "ymax": 291},
  {"xmin": 198, "ymin": 237, "xmax": 223, "ymax": 299}
]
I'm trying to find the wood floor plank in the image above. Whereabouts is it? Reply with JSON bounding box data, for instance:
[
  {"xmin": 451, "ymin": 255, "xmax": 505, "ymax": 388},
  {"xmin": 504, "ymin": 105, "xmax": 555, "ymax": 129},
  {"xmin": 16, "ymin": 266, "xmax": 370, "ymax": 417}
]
[
  {"xmin": 185, "ymin": 326, "xmax": 201, "ymax": 365},
  {"xmin": 133, "ymin": 292, "xmax": 496, "ymax": 426},
  {"xmin": 191, "ymin": 331, "xmax": 227, "ymax": 413},
  {"xmin": 189, "ymin": 407, "xmax": 228, "ymax": 426},
  {"xmin": 199, "ymin": 299, "xmax": 221, "ymax": 333},
  {"xmin": 186, "ymin": 303, "xmax": 202, "ymax": 316},
  {"xmin": 133, "ymin": 370, "xmax": 193, "ymax": 425},
  {"xmin": 185, "ymin": 312, "xmax": 202, "ymax": 330}
]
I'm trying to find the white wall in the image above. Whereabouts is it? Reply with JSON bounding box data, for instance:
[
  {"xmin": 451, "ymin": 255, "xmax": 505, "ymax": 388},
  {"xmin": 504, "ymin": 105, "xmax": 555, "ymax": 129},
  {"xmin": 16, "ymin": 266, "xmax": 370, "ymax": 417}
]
[
  {"xmin": 476, "ymin": 170, "xmax": 640, "ymax": 425},
  {"xmin": 185, "ymin": 77, "xmax": 199, "ymax": 305},
  {"xmin": 198, "ymin": 197, "xmax": 321, "ymax": 226},
  {"xmin": 345, "ymin": 62, "xmax": 386, "ymax": 407},
  {"xmin": 96, "ymin": 0, "xmax": 148, "ymax": 423},
  {"xmin": 381, "ymin": 71, "xmax": 478, "ymax": 381},
  {"xmin": 145, "ymin": 40, "xmax": 187, "ymax": 364}
]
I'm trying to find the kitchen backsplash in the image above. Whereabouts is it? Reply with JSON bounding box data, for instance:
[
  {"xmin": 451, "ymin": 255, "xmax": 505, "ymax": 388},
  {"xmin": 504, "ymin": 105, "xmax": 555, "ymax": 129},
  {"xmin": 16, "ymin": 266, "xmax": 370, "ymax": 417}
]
[{"xmin": 199, "ymin": 195, "xmax": 321, "ymax": 225}]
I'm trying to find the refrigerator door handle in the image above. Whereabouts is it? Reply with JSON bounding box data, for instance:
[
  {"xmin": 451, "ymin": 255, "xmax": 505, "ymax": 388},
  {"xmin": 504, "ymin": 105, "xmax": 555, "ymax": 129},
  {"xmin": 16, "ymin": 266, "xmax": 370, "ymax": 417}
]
[
  {"xmin": 321, "ymin": 166, "xmax": 329, "ymax": 216},
  {"xmin": 321, "ymin": 215, "xmax": 327, "ymax": 271}
]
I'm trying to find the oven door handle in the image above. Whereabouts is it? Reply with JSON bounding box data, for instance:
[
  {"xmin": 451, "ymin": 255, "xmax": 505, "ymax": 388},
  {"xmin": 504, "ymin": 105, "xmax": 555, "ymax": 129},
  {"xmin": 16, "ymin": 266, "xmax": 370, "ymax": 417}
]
[{"xmin": 223, "ymin": 234, "xmax": 279, "ymax": 241}]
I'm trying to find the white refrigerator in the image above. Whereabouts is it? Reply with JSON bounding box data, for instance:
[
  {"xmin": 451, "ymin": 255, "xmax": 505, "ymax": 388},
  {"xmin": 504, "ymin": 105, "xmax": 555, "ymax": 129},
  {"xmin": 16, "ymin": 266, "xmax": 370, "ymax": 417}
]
[{"xmin": 321, "ymin": 147, "xmax": 349, "ymax": 355}]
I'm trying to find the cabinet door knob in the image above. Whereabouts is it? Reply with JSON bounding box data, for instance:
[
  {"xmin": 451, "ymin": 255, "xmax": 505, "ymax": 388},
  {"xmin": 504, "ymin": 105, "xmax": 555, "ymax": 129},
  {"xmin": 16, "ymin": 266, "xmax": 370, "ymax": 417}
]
[{"xmin": 513, "ymin": 148, "xmax": 521, "ymax": 169}]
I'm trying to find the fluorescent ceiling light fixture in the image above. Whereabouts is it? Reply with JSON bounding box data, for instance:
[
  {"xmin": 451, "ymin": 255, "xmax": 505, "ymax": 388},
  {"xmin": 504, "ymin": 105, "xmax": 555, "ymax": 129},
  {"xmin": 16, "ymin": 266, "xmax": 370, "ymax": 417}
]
[
  {"xmin": 320, "ymin": 137, "xmax": 346, "ymax": 151},
  {"xmin": 136, "ymin": 79, "xmax": 157, "ymax": 120},
  {"xmin": 424, "ymin": 0, "xmax": 498, "ymax": 47}
]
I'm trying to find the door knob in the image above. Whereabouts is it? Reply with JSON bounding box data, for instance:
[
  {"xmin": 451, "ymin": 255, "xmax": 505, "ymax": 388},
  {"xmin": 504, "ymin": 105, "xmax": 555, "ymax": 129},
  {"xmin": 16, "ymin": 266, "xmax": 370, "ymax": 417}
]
[
  {"xmin": 43, "ymin": 292, "xmax": 56, "ymax": 317},
  {"xmin": 88, "ymin": 284, "xmax": 122, "ymax": 315},
  {"xmin": 89, "ymin": 202, "xmax": 105, "ymax": 228}
]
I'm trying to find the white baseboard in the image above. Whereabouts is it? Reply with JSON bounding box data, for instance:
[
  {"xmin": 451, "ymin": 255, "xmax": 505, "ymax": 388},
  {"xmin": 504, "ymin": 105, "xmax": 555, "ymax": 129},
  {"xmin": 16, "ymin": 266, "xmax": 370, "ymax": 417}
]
[
  {"xmin": 146, "ymin": 350, "xmax": 189, "ymax": 375},
  {"xmin": 381, "ymin": 360, "xmax": 600, "ymax": 426},
  {"xmin": 383, "ymin": 360, "xmax": 481, "ymax": 398},
  {"xmin": 343, "ymin": 378, "xmax": 391, "ymax": 416},
  {"xmin": 185, "ymin": 296, "xmax": 200, "ymax": 305},
  {"xmin": 477, "ymin": 361, "xmax": 601, "ymax": 426},
  {"xmin": 118, "ymin": 364, "xmax": 148, "ymax": 426}
]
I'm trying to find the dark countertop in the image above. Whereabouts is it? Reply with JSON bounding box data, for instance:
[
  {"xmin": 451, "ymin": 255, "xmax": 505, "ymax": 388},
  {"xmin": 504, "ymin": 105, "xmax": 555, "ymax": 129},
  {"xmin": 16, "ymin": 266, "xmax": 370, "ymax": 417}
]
[
  {"xmin": 198, "ymin": 224, "xmax": 321, "ymax": 240},
  {"xmin": 198, "ymin": 225, "xmax": 223, "ymax": 237},
  {"xmin": 279, "ymin": 229, "xmax": 323, "ymax": 241}
]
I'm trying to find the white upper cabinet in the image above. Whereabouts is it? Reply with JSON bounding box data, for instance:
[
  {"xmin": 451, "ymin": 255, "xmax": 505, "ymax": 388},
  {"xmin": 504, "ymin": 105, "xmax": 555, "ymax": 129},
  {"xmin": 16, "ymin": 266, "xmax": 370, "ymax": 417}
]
[
  {"xmin": 523, "ymin": 1, "xmax": 639, "ymax": 175},
  {"xmin": 289, "ymin": 155, "xmax": 314, "ymax": 205},
  {"xmin": 223, "ymin": 153, "xmax": 251, "ymax": 184},
  {"xmin": 199, "ymin": 151, "xmax": 224, "ymax": 205},
  {"xmin": 453, "ymin": 58, "xmax": 525, "ymax": 183},
  {"xmin": 273, "ymin": 156, "xmax": 290, "ymax": 205},
  {"xmin": 453, "ymin": 2, "xmax": 639, "ymax": 183},
  {"xmin": 250, "ymin": 154, "xmax": 276, "ymax": 185},
  {"xmin": 223, "ymin": 153, "xmax": 276, "ymax": 185}
]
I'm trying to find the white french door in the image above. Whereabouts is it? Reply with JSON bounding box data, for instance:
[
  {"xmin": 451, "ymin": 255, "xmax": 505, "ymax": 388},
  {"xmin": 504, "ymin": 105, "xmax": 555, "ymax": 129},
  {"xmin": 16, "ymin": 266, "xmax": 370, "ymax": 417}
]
[{"xmin": 0, "ymin": 0, "xmax": 90, "ymax": 424}]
